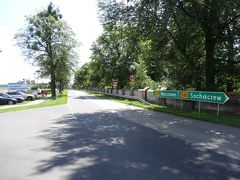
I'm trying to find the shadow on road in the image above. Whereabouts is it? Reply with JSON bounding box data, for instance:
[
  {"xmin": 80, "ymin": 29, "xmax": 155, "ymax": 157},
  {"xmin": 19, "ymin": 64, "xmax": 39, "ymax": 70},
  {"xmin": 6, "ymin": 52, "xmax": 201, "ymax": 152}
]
[
  {"xmin": 73, "ymin": 95, "xmax": 103, "ymax": 100},
  {"xmin": 33, "ymin": 110, "xmax": 240, "ymax": 180}
]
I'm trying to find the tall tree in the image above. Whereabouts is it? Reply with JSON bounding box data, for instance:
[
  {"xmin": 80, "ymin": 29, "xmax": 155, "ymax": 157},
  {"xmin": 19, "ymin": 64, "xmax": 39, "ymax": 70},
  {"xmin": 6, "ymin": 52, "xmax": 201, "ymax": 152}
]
[
  {"xmin": 103, "ymin": 0, "xmax": 240, "ymax": 91},
  {"xmin": 90, "ymin": 24, "xmax": 139, "ymax": 88},
  {"xmin": 171, "ymin": 0, "xmax": 240, "ymax": 90},
  {"xmin": 15, "ymin": 3, "xmax": 78, "ymax": 97}
]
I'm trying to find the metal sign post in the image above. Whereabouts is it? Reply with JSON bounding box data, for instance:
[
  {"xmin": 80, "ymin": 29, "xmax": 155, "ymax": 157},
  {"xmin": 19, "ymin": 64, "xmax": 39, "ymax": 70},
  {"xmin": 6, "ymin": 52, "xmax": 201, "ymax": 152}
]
[
  {"xmin": 181, "ymin": 100, "xmax": 183, "ymax": 110},
  {"xmin": 217, "ymin": 103, "xmax": 220, "ymax": 115},
  {"xmin": 112, "ymin": 79, "xmax": 118, "ymax": 89},
  {"xmin": 129, "ymin": 75, "xmax": 135, "ymax": 93},
  {"xmin": 129, "ymin": 75, "xmax": 135, "ymax": 83},
  {"xmin": 198, "ymin": 102, "xmax": 201, "ymax": 113}
]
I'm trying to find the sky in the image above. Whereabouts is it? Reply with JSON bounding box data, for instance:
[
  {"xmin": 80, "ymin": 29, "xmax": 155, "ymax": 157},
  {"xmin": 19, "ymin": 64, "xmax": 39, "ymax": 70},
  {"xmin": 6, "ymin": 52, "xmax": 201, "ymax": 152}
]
[{"xmin": 0, "ymin": 0, "xmax": 102, "ymax": 84}]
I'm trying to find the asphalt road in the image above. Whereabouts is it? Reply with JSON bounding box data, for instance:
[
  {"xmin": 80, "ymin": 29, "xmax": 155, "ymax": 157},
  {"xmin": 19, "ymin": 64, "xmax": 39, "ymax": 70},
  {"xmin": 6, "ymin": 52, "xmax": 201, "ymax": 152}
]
[{"xmin": 0, "ymin": 90, "xmax": 239, "ymax": 180}]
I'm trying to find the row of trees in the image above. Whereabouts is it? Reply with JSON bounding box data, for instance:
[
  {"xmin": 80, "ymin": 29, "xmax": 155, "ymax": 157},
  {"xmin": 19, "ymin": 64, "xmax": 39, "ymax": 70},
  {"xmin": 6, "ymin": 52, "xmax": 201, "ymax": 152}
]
[
  {"xmin": 15, "ymin": 3, "xmax": 78, "ymax": 97},
  {"xmin": 74, "ymin": 0, "xmax": 240, "ymax": 91}
]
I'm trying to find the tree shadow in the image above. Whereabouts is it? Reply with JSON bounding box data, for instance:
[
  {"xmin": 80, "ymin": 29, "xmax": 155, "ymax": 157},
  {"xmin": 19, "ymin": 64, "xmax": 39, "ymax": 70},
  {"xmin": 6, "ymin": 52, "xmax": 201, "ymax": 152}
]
[
  {"xmin": 73, "ymin": 95, "xmax": 103, "ymax": 100},
  {"xmin": 33, "ymin": 111, "xmax": 240, "ymax": 180}
]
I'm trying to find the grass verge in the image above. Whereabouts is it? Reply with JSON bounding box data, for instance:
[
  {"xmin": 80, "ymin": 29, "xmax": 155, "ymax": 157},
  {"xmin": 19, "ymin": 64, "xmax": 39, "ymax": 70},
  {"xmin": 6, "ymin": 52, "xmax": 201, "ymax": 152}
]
[
  {"xmin": 86, "ymin": 90, "xmax": 240, "ymax": 127},
  {"xmin": 0, "ymin": 90, "xmax": 68, "ymax": 113}
]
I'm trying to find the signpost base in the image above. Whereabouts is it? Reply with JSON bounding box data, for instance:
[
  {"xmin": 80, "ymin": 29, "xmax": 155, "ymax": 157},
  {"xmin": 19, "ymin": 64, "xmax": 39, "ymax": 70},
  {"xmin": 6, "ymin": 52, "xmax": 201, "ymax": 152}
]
[
  {"xmin": 198, "ymin": 102, "xmax": 201, "ymax": 113},
  {"xmin": 181, "ymin": 100, "xmax": 183, "ymax": 110}
]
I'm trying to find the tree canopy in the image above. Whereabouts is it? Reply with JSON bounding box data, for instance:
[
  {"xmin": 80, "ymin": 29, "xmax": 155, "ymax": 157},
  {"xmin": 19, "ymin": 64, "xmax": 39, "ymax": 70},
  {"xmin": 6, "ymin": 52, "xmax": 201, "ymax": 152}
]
[
  {"xmin": 15, "ymin": 2, "xmax": 79, "ymax": 97},
  {"xmin": 74, "ymin": 0, "xmax": 240, "ymax": 91}
]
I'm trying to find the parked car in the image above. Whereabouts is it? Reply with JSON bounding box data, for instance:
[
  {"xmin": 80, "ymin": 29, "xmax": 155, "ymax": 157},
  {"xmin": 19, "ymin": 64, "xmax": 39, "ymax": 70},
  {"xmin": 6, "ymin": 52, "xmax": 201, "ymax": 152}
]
[
  {"xmin": 0, "ymin": 95, "xmax": 18, "ymax": 105},
  {"xmin": 6, "ymin": 92, "xmax": 24, "ymax": 103},
  {"xmin": 17, "ymin": 90, "xmax": 35, "ymax": 100},
  {"xmin": 0, "ymin": 93, "xmax": 18, "ymax": 101},
  {"xmin": 31, "ymin": 90, "xmax": 38, "ymax": 98}
]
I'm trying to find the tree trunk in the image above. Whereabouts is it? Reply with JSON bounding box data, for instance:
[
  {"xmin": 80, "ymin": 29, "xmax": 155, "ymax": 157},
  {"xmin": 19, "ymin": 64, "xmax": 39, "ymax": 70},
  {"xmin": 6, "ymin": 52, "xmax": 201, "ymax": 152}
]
[
  {"xmin": 205, "ymin": 33, "xmax": 216, "ymax": 91},
  {"xmin": 203, "ymin": 0, "xmax": 218, "ymax": 91},
  {"xmin": 59, "ymin": 81, "xmax": 64, "ymax": 93},
  {"xmin": 50, "ymin": 71, "xmax": 56, "ymax": 97}
]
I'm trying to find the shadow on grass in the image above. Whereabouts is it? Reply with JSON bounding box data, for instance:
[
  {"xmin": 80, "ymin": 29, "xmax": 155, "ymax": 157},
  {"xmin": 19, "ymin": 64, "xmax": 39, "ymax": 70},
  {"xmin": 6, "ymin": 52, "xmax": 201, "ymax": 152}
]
[{"xmin": 33, "ymin": 110, "xmax": 240, "ymax": 180}]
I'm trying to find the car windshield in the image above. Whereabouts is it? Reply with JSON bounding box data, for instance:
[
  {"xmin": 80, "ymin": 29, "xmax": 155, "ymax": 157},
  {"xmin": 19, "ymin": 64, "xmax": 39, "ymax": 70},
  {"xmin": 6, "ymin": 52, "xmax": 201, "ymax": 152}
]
[
  {"xmin": 20, "ymin": 90, "xmax": 28, "ymax": 93},
  {"xmin": 8, "ymin": 92, "xmax": 21, "ymax": 95},
  {"xmin": 19, "ymin": 91, "xmax": 26, "ymax": 95}
]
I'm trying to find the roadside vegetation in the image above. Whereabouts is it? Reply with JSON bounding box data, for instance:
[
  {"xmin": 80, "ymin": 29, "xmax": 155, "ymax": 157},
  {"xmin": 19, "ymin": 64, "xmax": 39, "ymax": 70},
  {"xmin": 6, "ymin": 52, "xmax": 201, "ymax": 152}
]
[
  {"xmin": 0, "ymin": 90, "xmax": 68, "ymax": 113},
  {"xmin": 73, "ymin": 0, "xmax": 240, "ymax": 93},
  {"xmin": 73, "ymin": 1, "xmax": 239, "ymax": 126},
  {"xmin": 86, "ymin": 90, "xmax": 240, "ymax": 127}
]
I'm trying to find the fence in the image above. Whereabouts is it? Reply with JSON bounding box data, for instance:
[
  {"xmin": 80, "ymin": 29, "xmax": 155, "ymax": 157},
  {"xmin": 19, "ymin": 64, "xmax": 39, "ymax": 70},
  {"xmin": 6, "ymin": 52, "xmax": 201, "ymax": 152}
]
[{"xmin": 85, "ymin": 87, "xmax": 240, "ymax": 115}]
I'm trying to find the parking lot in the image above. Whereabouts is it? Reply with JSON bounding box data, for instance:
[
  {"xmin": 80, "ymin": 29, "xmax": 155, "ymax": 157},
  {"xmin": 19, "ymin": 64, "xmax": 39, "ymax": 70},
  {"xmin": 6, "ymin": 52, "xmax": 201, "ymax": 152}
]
[{"xmin": 0, "ymin": 84, "xmax": 45, "ymax": 108}]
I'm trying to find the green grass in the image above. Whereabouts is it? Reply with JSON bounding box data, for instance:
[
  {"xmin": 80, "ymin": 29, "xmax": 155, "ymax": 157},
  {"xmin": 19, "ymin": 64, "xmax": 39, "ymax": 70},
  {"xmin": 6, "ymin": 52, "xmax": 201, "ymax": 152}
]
[
  {"xmin": 0, "ymin": 90, "xmax": 68, "ymax": 113},
  {"xmin": 86, "ymin": 90, "xmax": 240, "ymax": 127}
]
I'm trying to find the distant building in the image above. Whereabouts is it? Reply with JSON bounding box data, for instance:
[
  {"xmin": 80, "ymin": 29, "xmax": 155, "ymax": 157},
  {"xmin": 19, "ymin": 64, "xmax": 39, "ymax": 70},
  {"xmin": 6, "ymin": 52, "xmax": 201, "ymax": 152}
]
[{"xmin": 8, "ymin": 82, "xmax": 29, "ymax": 91}]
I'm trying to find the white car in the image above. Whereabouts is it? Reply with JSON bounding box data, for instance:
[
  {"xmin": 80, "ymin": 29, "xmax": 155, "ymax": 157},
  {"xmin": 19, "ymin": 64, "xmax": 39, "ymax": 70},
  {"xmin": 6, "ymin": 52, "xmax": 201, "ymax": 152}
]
[
  {"xmin": 17, "ymin": 91, "xmax": 35, "ymax": 101},
  {"xmin": 6, "ymin": 92, "xmax": 25, "ymax": 103}
]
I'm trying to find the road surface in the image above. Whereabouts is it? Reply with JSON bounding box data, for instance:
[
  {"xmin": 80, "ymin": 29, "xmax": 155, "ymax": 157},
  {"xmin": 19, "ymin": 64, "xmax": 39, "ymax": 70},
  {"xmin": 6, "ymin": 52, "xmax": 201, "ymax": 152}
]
[{"xmin": 0, "ymin": 90, "xmax": 239, "ymax": 180}]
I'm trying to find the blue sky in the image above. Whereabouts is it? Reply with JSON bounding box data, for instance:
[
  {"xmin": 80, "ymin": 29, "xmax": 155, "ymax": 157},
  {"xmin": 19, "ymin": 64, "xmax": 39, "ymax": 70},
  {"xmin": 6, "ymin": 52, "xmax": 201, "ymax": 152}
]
[{"xmin": 0, "ymin": 0, "xmax": 102, "ymax": 84}]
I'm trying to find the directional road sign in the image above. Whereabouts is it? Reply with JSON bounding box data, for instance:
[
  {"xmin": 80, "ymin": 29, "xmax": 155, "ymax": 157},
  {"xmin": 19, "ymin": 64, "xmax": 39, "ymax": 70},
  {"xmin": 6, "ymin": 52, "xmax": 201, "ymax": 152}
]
[{"xmin": 154, "ymin": 90, "xmax": 229, "ymax": 104}]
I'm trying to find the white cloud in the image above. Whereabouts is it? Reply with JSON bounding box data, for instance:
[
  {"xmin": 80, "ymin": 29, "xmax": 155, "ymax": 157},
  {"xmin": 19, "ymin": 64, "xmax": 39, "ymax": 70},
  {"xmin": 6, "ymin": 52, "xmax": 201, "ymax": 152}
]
[
  {"xmin": 0, "ymin": 0, "xmax": 102, "ymax": 84},
  {"xmin": 0, "ymin": 27, "xmax": 38, "ymax": 84},
  {"xmin": 52, "ymin": 0, "xmax": 103, "ymax": 64}
]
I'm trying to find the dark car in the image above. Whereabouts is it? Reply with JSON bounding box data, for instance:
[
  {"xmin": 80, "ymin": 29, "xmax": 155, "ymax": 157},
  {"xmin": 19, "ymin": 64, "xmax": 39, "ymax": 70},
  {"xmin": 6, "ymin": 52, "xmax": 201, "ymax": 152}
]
[
  {"xmin": 0, "ymin": 95, "xmax": 18, "ymax": 105},
  {"xmin": 6, "ymin": 92, "xmax": 24, "ymax": 103},
  {"xmin": 0, "ymin": 93, "xmax": 17, "ymax": 101}
]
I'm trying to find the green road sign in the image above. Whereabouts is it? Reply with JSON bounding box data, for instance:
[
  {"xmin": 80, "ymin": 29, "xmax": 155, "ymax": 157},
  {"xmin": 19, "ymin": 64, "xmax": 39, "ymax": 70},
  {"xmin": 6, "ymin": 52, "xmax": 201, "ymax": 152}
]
[
  {"xmin": 180, "ymin": 91, "xmax": 229, "ymax": 104},
  {"xmin": 154, "ymin": 90, "xmax": 179, "ymax": 99},
  {"xmin": 154, "ymin": 90, "xmax": 229, "ymax": 104}
]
